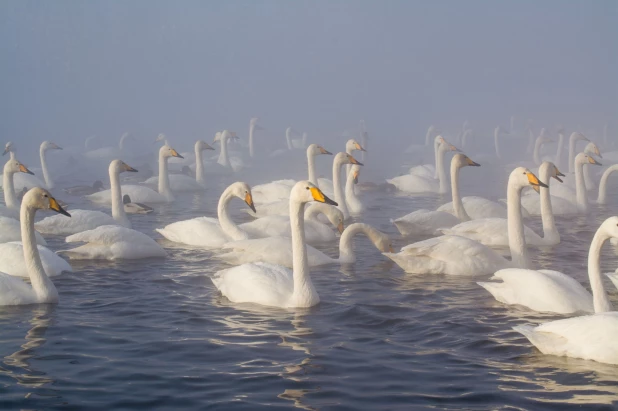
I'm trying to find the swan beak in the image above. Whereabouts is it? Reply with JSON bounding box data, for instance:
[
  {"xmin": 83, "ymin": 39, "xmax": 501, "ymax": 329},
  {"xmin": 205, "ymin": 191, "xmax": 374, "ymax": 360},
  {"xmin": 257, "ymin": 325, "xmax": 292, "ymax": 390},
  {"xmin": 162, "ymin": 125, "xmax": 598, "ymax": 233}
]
[
  {"xmin": 588, "ymin": 156, "xmax": 602, "ymax": 166},
  {"xmin": 245, "ymin": 192, "xmax": 256, "ymax": 213},
  {"xmin": 349, "ymin": 155, "xmax": 364, "ymax": 166},
  {"xmin": 50, "ymin": 197, "xmax": 71, "ymax": 217},
  {"xmin": 310, "ymin": 187, "xmax": 338, "ymax": 206},
  {"xmin": 466, "ymin": 157, "xmax": 480, "ymax": 167},
  {"xmin": 2, "ymin": 147, "xmax": 9, "ymax": 156},
  {"xmin": 124, "ymin": 164, "xmax": 138, "ymax": 172},
  {"xmin": 553, "ymin": 168, "xmax": 565, "ymax": 183},
  {"xmin": 171, "ymin": 149, "xmax": 184, "ymax": 159},
  {"xmin": 51, "ymin": 143, "xmax": 63, "ymax": 150},
  {"xmin": 19, "ymin": 164, "xmax": 34, "ymax": 175},
  {"xmin": 355, "ymin": 142, "xmax": 367, "ymax": 152},
  {"xmin": 449, "ymin": 144, "xmax": 462, "ymax": 152},
  {"xmin": 205, "ymin": 143, "xmax": 215, "ymax": 150},
  {"xmin": 337, "ymin": 221, "xmax": 344, "ymax": 234},
  {"xmin": 527, "ymin": 172, "xmax": 548, "ymax": 189},
  {"xmin": 319, "ymin": 146, "xmax": 332, "ymax": 155}
]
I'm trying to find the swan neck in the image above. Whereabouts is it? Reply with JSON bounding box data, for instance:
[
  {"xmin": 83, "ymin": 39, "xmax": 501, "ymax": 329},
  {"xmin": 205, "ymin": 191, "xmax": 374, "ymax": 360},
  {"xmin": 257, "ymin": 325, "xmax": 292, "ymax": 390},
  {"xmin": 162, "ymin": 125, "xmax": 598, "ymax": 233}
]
[
  {"xmin": 289, "ymin": 198, "xmax": 318, "ymax": 307},
  {"xmin": 533, "ymin": 139, "xmax": 542, "ymax": 165},
  {"xmin": 158, "ymin": 151, "xmax": 173, "ymax": 200},
  {"xmin": 249, "ymin": 124, "xmax": 255, "ymax": 158},
  {"xmin": 110, "ymin": 166, "xmax": 130, "ymax": 227},
  {"xmin": 339, "ymin": 223, "xmax": 373, "ymax": 264},
  {"xmin": 218, "ymin": 134, "xmax": 230, "ymax": 167},
  {"xmin": 575, "ymin": 161, "xmax": 587, "ymax": 212},
  {"xmin": 217, "ymin": 188, "xmax": 247, "ymax": 241},
  {"xmin": 597, "ymin": 165, "xmax": 618, "ymax": 204},
  {"xmin": 494, "ymin": 131, "xmax": 501, "ymax": 159},
  {"xmin": 539, "ymin": 166, "xmax": 558, "ymax": 242},
  {"xmin": 507, "ymin": 181, "xmax": 529, "ymax": 268},
  {"xmin": 307, "ymin": 149, "xmax": 317, "ymax": 186},
  {"xmin": 424, "ymin": 127, "xmax": 432, "ymax": 146},
  {"xmin": 450, "ymin": 163, "xmax": 470, "ymax": 221},
  {"xmin": 345, "ymin": 170, "xmax": 360, "ymax": 212},
  {"xmin": 21, "ymin": 205, "xmax": 57, "ymax": 302},
  {"xmin": 40, "ymin": 144, "xmax": 52, "ymax": 189},
  {"xmin": 3, "ymin": 169, "xmax": 17, "ymax": 209},
  {"xmin": 437, "ymin": 146, "xmax": 448, "ymax": 194},
  {"xmin": 333, "ymin": 157, "xmax": 349, "ymax": 219},
  {"xmin": 285, "ymin": 131, "xmax": 292, "ymax": 150},
  {"xmin": 555, "ymin": 133, "xmax": 564, "ymax": 169},
  {"xmin": 195, "ymin": 145, "xmax": 205, "ymax": 184},
  {"xmin": 119, "ymin": 134, "xmax": 129, "ymax": 150},
  {"xmin": 588, "ymin": 230, "xmax": 613, "ymax": 312}
]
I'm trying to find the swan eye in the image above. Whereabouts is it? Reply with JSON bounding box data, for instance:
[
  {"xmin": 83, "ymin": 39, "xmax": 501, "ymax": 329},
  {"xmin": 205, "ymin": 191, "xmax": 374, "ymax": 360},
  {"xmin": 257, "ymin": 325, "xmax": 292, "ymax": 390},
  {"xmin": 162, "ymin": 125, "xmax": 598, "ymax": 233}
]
[
  {"xmin": 306, "ymin": 187, "xmax": 309, "ymax": 190},
  {"xmin": 44, "ymin": 194, "xmax": 48, "ymax": 198}
]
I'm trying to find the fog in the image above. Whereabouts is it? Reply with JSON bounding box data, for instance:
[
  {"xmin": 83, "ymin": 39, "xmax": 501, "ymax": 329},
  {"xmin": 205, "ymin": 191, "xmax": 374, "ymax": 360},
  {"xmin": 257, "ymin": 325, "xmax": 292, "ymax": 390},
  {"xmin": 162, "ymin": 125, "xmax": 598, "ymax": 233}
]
[{"xmin": 1, "ymin": 0, "xmax": 616, "ymax": 164}]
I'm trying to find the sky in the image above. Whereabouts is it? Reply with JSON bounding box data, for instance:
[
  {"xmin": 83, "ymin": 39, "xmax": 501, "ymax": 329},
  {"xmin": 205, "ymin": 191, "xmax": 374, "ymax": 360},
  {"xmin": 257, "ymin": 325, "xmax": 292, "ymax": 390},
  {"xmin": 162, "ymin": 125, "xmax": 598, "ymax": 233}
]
[{"xmin": 1, "ymin": 0, "xmax": 616, "ymax": 150}]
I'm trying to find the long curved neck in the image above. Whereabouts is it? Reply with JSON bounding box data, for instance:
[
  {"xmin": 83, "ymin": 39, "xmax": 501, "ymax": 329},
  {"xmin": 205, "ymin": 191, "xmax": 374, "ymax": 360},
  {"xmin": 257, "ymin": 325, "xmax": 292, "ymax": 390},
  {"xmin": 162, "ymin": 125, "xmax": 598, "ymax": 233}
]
[
  {"xmin": 338, "ymin": 223, "xmax": 378, "ymax": 264},
  {"xmin": 110, "ymin": 167, "xmax": 130, "ymax": 227},
  {"xmin": 555, "ymin": 133, "xmax": 565, "ymax": 169},
  {"xmin": 433, "ymin": 140, "xmax": 440, "ymax": 178},
  {"xmin": 218, "ymin": 135, "xmax": 230, "ymax": 167},
  {"xmin": 289, "ymin": 199, "xmax": 318, "ymax": 307},
  {"xmin": 568, "ymin": 134, "xmax": 580, "ymax": 173},
  {"xmin": 494, "ymin": 131, "xmax": 502, "ymax": 159},
  {"xmin": 587, "ymin": 229, "xmax": 613, "ymax": 312},
  {"xmin": 285, "ymin": 131, "xmax": 292, "ymax": 150},
  {"xmin": 217, "ymin": 189, "xmax": 248, "ymax": 241},
  {"xmin": 195, "ymin": 146, "xmax": 205, "ymax": 184},
  {"xmin": 307, "ymin": 150, "xmax": 317, "ymax": 186},
  {"xmin": 583, "ymin": 163, "xmax": 594, "ymax": 190},
  {"xmin": 158, "ymin": 152, "xmax": 173, "ymax": 200},
  {"xmin": 119, "ymin": 134, "xmax": 129, "ymax": 150},
  {"xmin": 39, "ymin": 145, "xmax": 53, "ymax": 189},
  {"xmin": 21, "ymin": 205, "xmax": 58, "ymax": 302},
  {"xmin": 526, "ymin": 130, "xmax": 534, "ymax": 154},
  {"xmin": 249, "ymin": 124, "xmax": 255, "ymax": 158},
  {"xmin": 3, "ymin": 169, "xmax": 18, "ymax": 209},
  {"xmin": 345, "ymin": 170, "xmax": 360, "ymax": 211},
  {"xmin": 437, "ymin": 146, "xmax": 448, "ymax": 194},
  {"xmin": 424, "ymin": 127, "xmax": 433, "ymax": 146},
  {"xmin": 574, "ymin": 161, "xmax": 588, "ymax": 212},
  {"xmin": 533, "ymin": 139, "xmax": 542, "ymax": 165},
  {"xmin": 461, "ymin": 130, "xmax": 471, "ymax": 148},
  {"xmin": 333, "ymin": 158, "xmax": 349, "ymax": 218},
  {"xmin": 597, "ymin": 165, "xmax": 618, "ymax": 204},
  {"xmin": 539, "ymin": 167, "xmax": 559, "ymax": 242},
  {"xmin": 507, "ymin": 181, "xmax": 528, "ymax": 268},
  {"xmin": 450, "ymin": 163, "xmax": 470, "ymax": 221}
]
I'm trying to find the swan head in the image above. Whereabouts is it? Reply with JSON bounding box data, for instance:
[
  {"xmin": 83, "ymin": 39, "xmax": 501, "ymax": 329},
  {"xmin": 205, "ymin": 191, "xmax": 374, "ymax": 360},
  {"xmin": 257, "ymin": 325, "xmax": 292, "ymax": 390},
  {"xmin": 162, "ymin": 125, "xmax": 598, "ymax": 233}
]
[
  {"xmin": 41, "ymin": 141, "xmax": 62, "ymax": 151},
  {"xmin": 346, "ymin": 139, "xmax": 366, "ymax": 152},
  {"xmin": 2, "ymin": 141, "xmax": 13, "ymax": 156},
  {"xmin": 154, "ymin": 133, "xmax": 167, "ymax": 144},
  {"xmin": 600, "ymin": 216, "xmax": 618, "ymax": 239},
  {"xmin": 570, "ymin": 132, "xmax": 589, "ymax": 142},
  {"xmin": 291, "ymin": 181, "xmax": 337, "ymax": 206},
  {"xmin": 575, "ymin": 152, "xmax": 602, "ymax": 167},
  {"xmin": 510, "ymin": 167, "xmax": 548, "ymax": 192},
  {"xmin": 368, "ymin": 229, "xmax": 394, "ymax": 253},
  {"xmin": 110, "ymin": 159, "xmax": 138, "ymax": 175},
  {"xmin": 306, "ymin": 203, "xmax": 345, "ymax": 233},
  {"xmin": 160, "ymin": 145, "xmax": 184, "ymax": 159},
  {"xmin": 3, "ymin": 157, "xmax": 34, "ymax": 175},
  {"xmin": 551, "ymin": 164, "xmax": 565, "ymax": 183},
  {"xmin": 229, "ymin": 182, "xmax": 256, "ymax": 213},
  {"xmin": 24, "ymin": 187, "xmax": 70, "ymax": 217},
  {"xmin": 307, "ymin": 143, "xmax": 332, "ymax": 156},
  {"xmin": 438, "ymin": 137, "xmax": 461, "ymax": 152},
  {"xmin": 584, "ymin": 142, "xmax": 602, "ymax": 158},
  {"xmin": 195, "ymin": 140, "xmax": 215, "ymax": 152},
  {"xmin": 350, "ymin": 164, "xmax": 361, "ymax": 184},
  {"xmin": 453, "ymin": 153, "xmax": 480, "ymax": 168}
]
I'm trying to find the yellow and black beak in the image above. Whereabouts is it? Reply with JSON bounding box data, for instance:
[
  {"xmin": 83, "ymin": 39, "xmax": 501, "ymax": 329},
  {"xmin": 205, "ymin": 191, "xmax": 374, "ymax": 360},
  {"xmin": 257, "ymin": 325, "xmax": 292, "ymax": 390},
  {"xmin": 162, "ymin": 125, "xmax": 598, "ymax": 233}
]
[
  {"xmin": 49, "ymin": 197, "xmax": 71, "ymax": 217},
  {"xmin": 527, "ymin": 172, "xmax": 548, "ymax": 189},
  {"xmin": 449, "ymin": 144, "xmax": 462, "ymax": 152},
  {"xmin": 465, "ymin": 157, "xmax": 480, "ymax": 167},
  {"xmin": 588, "ymin": 156, "xmax": 602, "ymax": 166},
  {"xmin": 309, "ymin": 187, "xmax": 338, "ymax": 206},
  {"xmin": 552, "ymin": 167, "xmax": 565, "ymax": 183},
  {"xmin": 337, "ymin": 221, "xmax": 344, "ymax": 234},
  {"xmin": 171, "ymin": 149, "xmax": 184, "ymax": 159},
  {"xmin": 19, "ymin": 164, "xmax": 34, "ymax": 175},
  {"xmin": 245, "ymin": 192, "xmax": 256, "ymax": 213},
  {"xmin": 319, "ymin": 146, "xmax": 332, "ymax": 155},
  {"xmin": 355, "ymin": 142, "xmax": 367, "ymax": 152},
  {"xmin": 125, "ymin": 163, "xmax": 138, "ymax": 172},
  {"xmin": 349, "ymin": 155, "xmax": 364, "ymax": 166}
]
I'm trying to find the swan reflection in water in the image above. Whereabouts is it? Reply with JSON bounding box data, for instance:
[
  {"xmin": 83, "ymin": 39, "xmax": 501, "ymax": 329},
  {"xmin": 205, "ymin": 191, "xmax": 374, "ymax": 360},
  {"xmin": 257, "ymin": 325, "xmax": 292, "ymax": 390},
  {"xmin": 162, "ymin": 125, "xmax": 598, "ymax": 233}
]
[{"xmin": 1, "ymin": 305, "xmax": 55, "ymax": 389}]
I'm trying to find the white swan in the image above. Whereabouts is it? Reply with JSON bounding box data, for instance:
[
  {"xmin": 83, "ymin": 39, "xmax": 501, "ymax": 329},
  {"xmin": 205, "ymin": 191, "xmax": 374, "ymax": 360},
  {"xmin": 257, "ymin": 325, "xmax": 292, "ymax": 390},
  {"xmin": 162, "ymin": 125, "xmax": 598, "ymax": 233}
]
[
  {"xmin": 404, "ymin": 125, "xmax": 436, "ymax": 154},
  {"xmin": 568, "ymin": 132, "xmax": 589, "ymax": 173},
  {"xmin": 35, "ymin": 160, "xmax": 136, "ymax": 235},
  {"xmin": 248, "ymin": 117, "xmax": 263, "ymax": 158},
  {"xmin": 408, "ymin": 135, "xmax": 459, "ymax": 179},
  {"xmin": 213, "ymin": 130, "xmax": 244, "ymax": 172},
  {"xmin": 0, "ymin": 188, "xmax": 71, "ymax": 306},
  {"xmin": 156, "ymin": 182, "xmax": 256, "ymax": 248},
  {"xmin": 144, "ymin": 140, "xmax": 212, "ymax": 191},
  {"xmin": 211, "ymin": 181, "xmax": 336, "ymax": 308},
  {"xmin": 195, "ymin": 140, "xmax": 215, "ymax": 185},
  {"xmin": 2, "ymin": 142, "xmax": 59, "ymax": 192},
  {"xmin": 239, "ymin": 202, "xmax": 343, "ymax": 245},
  {"xmin": 86, "ymin": 145, "xmax": 183, "ymax": 204},
  {"xmin": 2, "ymin": 156, "xmax": 35, "ymax": 211},
  {"xmin": 344, "ymin": 138, "xmax": 366, "ymax": 177},
  {"xmin": 387, "ymin": 136, "xmax": 459, "ymax": 194},
  {"xmin": 2, "ymin": 141, "xmax": 13, "ymax": 156},
  {"xmin": 384, "ymin": 167, "xmax": 546, "ymax": 275},
  {"xmin": 307, "ymin": 144, "xmax": 332, "ymax": 187},
  {"xmin": 442, "ymin": 161, "xmax": 560, "ymax": 247},
  {"xmin": 345, "ymin": 164, "xmax": 364, "ymax": 215},
  {"xmin": 331, "ymin": 152, "xmax": 363, "ymax": 219},
  {"xmin": 84, "ymin": 132, "xmax": 133, "ymax": 161},
  {"xmin": 218, "ymin": 223, "xmax": 391, "ymax": 267},
  {"xmin": 553, "ymin": 152, "xmax": 602, "ymax": 213},
  {"xmin": 532, "ymin": 130, "xmax": 553, "ymax": 166},
  {"xmin": 582, "ymin": 141, "xmax": 602, "ymax": 191},
  {"xmin": 0, "ymin": 216, "xmax": 46, "ymax": 245},
  {"xmin": 39, "ymin": 141, "xmax": 63, "ymax": 189},
  {"xmin": 393, "ymin": 154, "xmax": 480, "ymax": 236},
  {"xmin": 597, "ymin": 164, "xmax": 618, "ymax": 205},
  {"xmin": 123, "ymin": 194, "xmax": 154, "ymax": 214},
  {"xmin": 513, "ymin": 216, "xmax": 618, "ymax": 365}
]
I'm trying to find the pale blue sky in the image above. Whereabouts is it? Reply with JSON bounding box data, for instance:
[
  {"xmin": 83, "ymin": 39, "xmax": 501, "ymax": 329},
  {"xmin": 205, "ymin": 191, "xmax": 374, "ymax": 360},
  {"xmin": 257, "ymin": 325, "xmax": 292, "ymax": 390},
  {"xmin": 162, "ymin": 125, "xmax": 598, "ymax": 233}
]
[{"xmin": 1, "ymin": 0, "xmax": 616, "ymax": 147}]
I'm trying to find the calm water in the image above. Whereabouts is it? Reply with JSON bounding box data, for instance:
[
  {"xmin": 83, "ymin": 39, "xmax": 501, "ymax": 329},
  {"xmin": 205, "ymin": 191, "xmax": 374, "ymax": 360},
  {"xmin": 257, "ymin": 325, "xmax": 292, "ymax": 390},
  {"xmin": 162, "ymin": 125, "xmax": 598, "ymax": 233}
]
[{"xmin": 1, "ymin": 152, "xmax": 618, "ymax": 410}]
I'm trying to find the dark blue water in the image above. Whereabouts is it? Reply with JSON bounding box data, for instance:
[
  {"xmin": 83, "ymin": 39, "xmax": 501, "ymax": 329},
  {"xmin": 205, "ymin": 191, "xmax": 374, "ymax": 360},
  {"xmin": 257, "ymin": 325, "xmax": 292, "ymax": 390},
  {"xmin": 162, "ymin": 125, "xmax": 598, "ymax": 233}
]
[{"xmin": 1, "ymin": 153, "xmax": 618, "ymax": 410}]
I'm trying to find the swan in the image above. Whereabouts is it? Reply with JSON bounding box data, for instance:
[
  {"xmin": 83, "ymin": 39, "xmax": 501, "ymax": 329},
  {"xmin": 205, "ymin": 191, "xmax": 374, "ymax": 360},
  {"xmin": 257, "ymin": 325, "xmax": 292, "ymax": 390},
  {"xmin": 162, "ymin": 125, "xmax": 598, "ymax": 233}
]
[
  {"xmin": 0, "ymin": 188, "xmax": 71, "ymax": 306},
  {"xmin": 218, "ymin": 223, "xmax": 391, "ymax": 267},
  {"xmin": 36, "ymin": 160, "xmax": 136, "ymax": 235},
  {"xmin": 513, "ymin": 217, "xmax": 618, "ymax": 365},
  {"xmin": 248, "ymin": 117, "xmax": 263, "ymax": 158},
  {"xmin": 597, "ymin": 164, "xmax": 618, "ymax": 205},
  {"xmin": 211, "ymin": 181, "xmax": 336, "ymax": 308},
  {"xmin": 2, "ymin": 156, "xmax": 35, "ymax": 210},
  {"xmin": 387, "ymin": 136, "xmax": 459, "ymax": 194},
  {"xmin": 307, "ymin": 144, "xmax": 332, "ymax": 187},
  {"xmin": 86, "ymin": 145, "xmax": 183, "ymax": 204},
  {"xmin": 344, "ymin": 138, "xmax": 366, "ymax": 177},
  {"xmin": 123, "ymin": 194, "xmax": 154, "ymax": 214},
  {"xmin": 442, "ymin": 161, "xmax": 561, "ymax": 247},
  {"xmin": 345, "ymin": 164, "xmax": 364, "ymax": 215},
  {"xmin": 532, "ymin": 130, "xmax": 553, "ymax": 166},
  {"xmin": 393, "ymin": 154, "xmax": 480, "ymax": 236},
  {"xmin": 407, "ymin": 135, "xmax": 459, "ymax": 179},
  {"xmin": 384, "ymin": 167, "xmax": 546, "ymax": 275},
  {"xmin": 582, "ymin": 141, "xmax": 602, "ymax": 191},
  {"xmin": 214, "ymin": 130, "xmax": 244, "ymax": 172},
  {"xmin": 5, "ymin": 141, "xmax": 62, "ymax": 191},
  {"xmin": 63, "ymin": 180, "xmax": 105, "ymax": 196},
  {"xmin": 143, "ymin": 140, "xmax": 212, "ymax": 190},
  {"xmin": 238, "ymin": 202, "xmax": 343, "ymax": 245},
  {"xmin": 568, "ymin": 132, "xmax": 590, "ymax": 173},
  {"xmin": 556, "ymin": 152, "xmax": 602, "ymax": 213},
  {"xmin": 404, "ymin": 125, "xmax": 437, "ymax": 154},
  {"xmin": 0, "ymin": 217, "xmax": 46, "ymax": 245},
  {"xmin": 84, "ymin": 132, "xmax": 133, "ymax": 161},
  {"xmin": 330, "ymin": 152, "xmax": 363, "ymax": 219},
  {"xmin": 2, "ymin": 141, "xmax": 13, "ymax": 156},
  {"xmin": 156, "ymin": 182, "xmax": 256, "ymax": 248}
]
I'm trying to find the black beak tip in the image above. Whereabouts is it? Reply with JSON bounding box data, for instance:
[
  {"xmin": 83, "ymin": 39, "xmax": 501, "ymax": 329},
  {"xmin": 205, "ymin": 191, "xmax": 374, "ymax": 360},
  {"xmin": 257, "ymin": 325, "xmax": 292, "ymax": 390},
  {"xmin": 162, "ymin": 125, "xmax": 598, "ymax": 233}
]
[
  {"xmin": 57, "ymin": 207, "xmax": 71, "ymax": 217},
  {"xmin": 129, "ymin": 168, "xmax": 138, "ymax": 172},
  {"xmin": 248, "ymin": 203, "xmax": 256, "ymax": 213},
  {"xmin": 26, "ymin": 170, "xmax": 34, "ymax": 175},
  {"xmin": 539, "ymin": 181, "xmax": 549, "ymax": 188},
  {"xmin": 176, "ymin": 154, "xmax": 184, "ymax": 159},
  {"xmin": 324, "ymin": 196, "xmax": 338, "ymax": 206}
]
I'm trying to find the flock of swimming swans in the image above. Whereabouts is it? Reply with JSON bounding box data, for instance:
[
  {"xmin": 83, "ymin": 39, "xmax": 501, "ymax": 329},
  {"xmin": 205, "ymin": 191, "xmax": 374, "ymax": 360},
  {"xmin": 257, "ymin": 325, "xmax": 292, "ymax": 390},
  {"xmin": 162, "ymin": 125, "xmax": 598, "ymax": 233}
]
[{"xmin": 0, "ymin": 118, "xmax": 617, "ymax": 367}]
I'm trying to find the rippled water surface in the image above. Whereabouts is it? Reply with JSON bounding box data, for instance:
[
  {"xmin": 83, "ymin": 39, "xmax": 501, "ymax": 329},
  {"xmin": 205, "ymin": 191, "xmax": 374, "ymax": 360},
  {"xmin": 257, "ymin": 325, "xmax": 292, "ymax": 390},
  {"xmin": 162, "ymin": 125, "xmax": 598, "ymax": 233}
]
[{"xmin": 1, "ymin": 155, "xmax": 618, "ymax": 410}]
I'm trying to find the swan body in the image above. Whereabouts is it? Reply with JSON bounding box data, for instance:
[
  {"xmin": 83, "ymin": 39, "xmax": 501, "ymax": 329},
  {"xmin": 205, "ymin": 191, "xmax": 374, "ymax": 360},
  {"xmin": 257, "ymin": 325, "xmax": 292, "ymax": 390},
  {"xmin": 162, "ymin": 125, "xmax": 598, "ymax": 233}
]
[
  {"xmin": 62, "ymin": 225, "xmax": 167, "ymax": 260},
  {"xmin": 0, "ymin": 188, "xmax": 71, "ymax": 306},
  {"xmin": 0, "ymin": 217, "xmax": 46, "ymax": 245},
  {"xmin": 87, "ymin": 184, "xmax": 167, "ymax": 204},
  {"xmin": 218, "ymin": 223, "xmax": 391, "ymax": 267},
  {"xmin": 0, "ymin": 241, "xmax": 72, "ymax": 278},
  {"xmin": 394, "ymin": 154, "xmax": 479, "ymax": 236},
  {"xmin": 156, "ymin": 182, "xmax": 256, "ymax": 248},
  {"xmin": 437, "ymin": 197, "xmax": 509, "ymax": 220},
  {"xmin": 123, "ymin": 194, "xmax": 154, "ymax": 214},
  {"xmin": 252, "ymin": 179, "xmax": 296, "ymax": 204},
  {"xmin": 211, "ymin": 181, "xmax": 336, "ymax": 308},
  {"xmin": 385, "ymin": 167, "xmax": 545, "ymax": 275},
  {"xmin": 84, "ymin": 132, "xmax": 132, "ymax": 162}
]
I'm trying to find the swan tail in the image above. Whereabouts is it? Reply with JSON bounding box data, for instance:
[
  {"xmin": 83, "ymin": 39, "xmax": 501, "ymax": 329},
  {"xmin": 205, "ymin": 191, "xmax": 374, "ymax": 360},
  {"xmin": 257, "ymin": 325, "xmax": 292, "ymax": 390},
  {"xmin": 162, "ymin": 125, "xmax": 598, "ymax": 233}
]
[
  {"xmin": 513, "ymin": 325, "xmax": 568, "ymax": 356},
  {"xmin": 477, "ymin": 281, "xmax": 512, "ymax": 305}
]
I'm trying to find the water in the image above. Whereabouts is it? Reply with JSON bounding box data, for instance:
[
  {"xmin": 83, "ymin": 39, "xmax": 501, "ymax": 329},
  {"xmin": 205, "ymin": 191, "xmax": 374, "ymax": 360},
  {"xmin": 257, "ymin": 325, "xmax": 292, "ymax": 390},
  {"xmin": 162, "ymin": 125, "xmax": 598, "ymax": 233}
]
[{"xmin": 1, "ymin": 155, "xmax": 618, "ymax": 410}]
